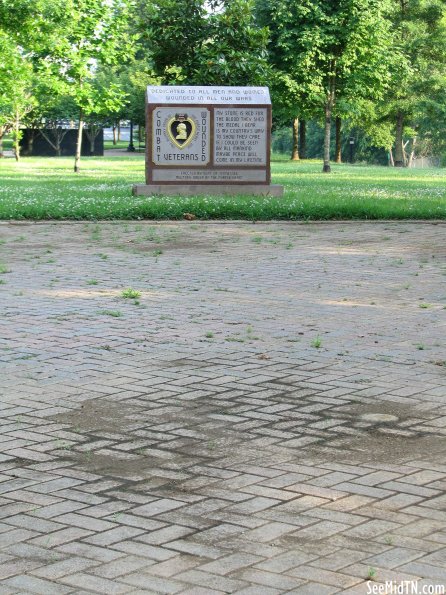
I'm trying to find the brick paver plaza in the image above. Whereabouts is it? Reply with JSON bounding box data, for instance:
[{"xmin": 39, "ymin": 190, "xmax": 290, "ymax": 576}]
[{"xmin": 0, "ymin": 221, "xmax": 445, "ymax": 594}]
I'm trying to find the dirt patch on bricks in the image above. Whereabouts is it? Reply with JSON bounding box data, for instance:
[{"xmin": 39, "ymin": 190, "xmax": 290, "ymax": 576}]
[
  {"xmin": 69, "ymin": 452, "xmax": 165, "ymax": 479},
  {"xmin": 50, "ymin": 398, "xmax": 142, "ymax": 433},
  {"xmin": 302, "ymin": 433, "xmax": 446, "ymax": 465},
  {"xmin": 329, "ymin": 400, "xmax": 432, "ymax": 421}
]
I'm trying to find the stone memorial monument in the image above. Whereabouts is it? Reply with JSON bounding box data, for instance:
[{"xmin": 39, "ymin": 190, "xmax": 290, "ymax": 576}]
[{"xmin": 132, "ymin": 86, "xmax": 283, "ymax": 197}]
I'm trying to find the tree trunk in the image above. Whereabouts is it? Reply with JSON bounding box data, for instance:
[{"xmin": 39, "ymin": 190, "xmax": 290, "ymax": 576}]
[
  {"xmin": 323, "ymin": 102, "xmax": 332, "ymax": 173},
  {"xmin": 90, "ymin": 134, "xmax": 95, "ymax": 156},
  {"xmin": 407, "ymin": 137, "xmax": 416, "ymax": 168},
  {"xmin": 299, "ymin": 120, "xmax": 306, "ymax": 159},
  {"xmin": 28, "ymin": 129, "xmax": 36, "ymax": 156},
  {"xmin": 14, "ymin": 113, "xmax": 20, "ymax": 163},
  {"xmin": 56, "ymin": 129, "xmax": 68, "ymax": 156},
  {"xmin": 335, "ymin": 116, "xmax": 342, "ymax": 163},
  {"xmin": 394, "ymin": 112, "xmax": 404, "ymax": 167},
  {"xmin": 117, "ymin": 121, "xmax": 121, "ymax": 141},
  {"xmin": 113, "ymin": 124, "xmax": 117, "ymax": 145},
  {"xmin": 291, "ymin": 117, "xmax": 299, "ymax": 160},
  {"xmin": 0, "ymin": 126, "xmax": 5, "ymax": 157},
  {"xmin": 402, "ymin": 140, "xmax": 409, "ymax": 165},
  {"xmin": 323, "ymin": 73, "xmax": 335, "ymax": 173},
  {"xmin": 389, "ymin": 148, "xmax": 394, "ymax": 167},
  {"xmin": 138, "ymin": 125, "xmax": 143, "ymax": 143},
  {"xmin": 74, "ymin": 112, "xmax": 83, "ymax": 173}
]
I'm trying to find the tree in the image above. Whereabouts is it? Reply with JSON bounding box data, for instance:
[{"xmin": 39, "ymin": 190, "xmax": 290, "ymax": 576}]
[
  {"xmin": 1, "ymin": 0, "xmax": 131, "ymax": 166},
  {"xmin": 32, "ymin": 0, "xmax": 134, "ymax": 171},
  {"xmin": 0, "ymin": 1, "xmax": 72, "ymax": 159},
  {"xmin": 137, "ymin": 0, "xmax": 269, "ymax": 86},
  {"xmin": 260, "ymin": 0, "xmax": 396, "ymax": 172},
  {"xmin": 385, "ymin": 0, "xmax": 446, "ymax": 166},
  {"xmin": 0, "ymin": 30, "xmax": 35, "ymax": 161}
]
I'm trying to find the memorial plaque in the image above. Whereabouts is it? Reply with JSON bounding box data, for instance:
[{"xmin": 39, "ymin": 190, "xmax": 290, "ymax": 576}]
[{"xmin": 133, "ymin": 86, "xmax": 283, "ymax": 197}]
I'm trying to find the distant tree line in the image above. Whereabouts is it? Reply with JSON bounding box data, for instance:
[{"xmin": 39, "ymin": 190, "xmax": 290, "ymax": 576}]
[{"xmin": 0, "ymin": 0, "xmax": 445, "ymax": 172}]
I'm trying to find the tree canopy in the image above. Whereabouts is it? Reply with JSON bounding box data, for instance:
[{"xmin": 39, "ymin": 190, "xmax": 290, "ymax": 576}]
[{"xmin": 0, "ymin": 0, "xmax": 444, "ymax": 169}]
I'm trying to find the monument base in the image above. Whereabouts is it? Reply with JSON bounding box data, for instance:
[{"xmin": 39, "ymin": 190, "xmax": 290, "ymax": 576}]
[{"xmin": 132, "ymin": 184, "xmax": 283, "ymax": 197}]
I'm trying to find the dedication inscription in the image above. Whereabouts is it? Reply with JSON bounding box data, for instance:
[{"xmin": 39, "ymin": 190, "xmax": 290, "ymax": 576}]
[{"xmin": 132, "ymin": 86, "xmax": 283, "ymax": 197}]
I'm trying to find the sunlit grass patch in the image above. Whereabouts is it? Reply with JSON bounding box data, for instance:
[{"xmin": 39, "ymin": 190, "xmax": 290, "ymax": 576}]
[{"xmin": 0, "ymin": 155, "xmax": 445, "ymax": 220}]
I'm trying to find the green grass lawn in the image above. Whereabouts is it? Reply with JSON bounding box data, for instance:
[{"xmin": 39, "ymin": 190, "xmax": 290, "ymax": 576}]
[
  {"xmin": 104, "ymin": 139, "xmax": 145, "ymax": 151},
  {"xmin": 1, "ymin": 137, "xmax": 13, "ymax": 151},
  {"xmin": 0, "ymin": 153, "xmax": 445, "ymax": 220}
]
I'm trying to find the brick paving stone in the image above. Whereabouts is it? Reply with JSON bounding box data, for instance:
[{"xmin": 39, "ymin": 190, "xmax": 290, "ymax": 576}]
[
  {"xmin": 1, "ymin": 221, "xmax": 446, "ymax": 594},
  {"xmin": 179, "ymin": 588, "xmax": 225, "ymax": 595},
  {"xmin": 0, "ymin": 558, "xmax": 44, "ymax": 580},
  {"xmin": 31, "ymin": 556, "xmax": 100, "ymax": 579},
  {"xmin": 235, "ymin": 587, "xmax": 281, "ymax": 595},
  {"xmin": 288, "ymin": 565, "xmax": 362, "ymax": 588},
  {"xmin": 2, "ymin": 574, "xmax": 73, "ymax": 594},
  {"xmin": 236, "ymin": 568, "xmax": 304, "ymax": 590},
  {"xmin": 83, "ymin": 526, "xmax": 146, "ymax": 546},
  {"xmin": 60, "ymin": 572, "xmax": 134, "ymax": 593},
  {"xmin": 5, "ymin": 542, "xmax": 64, "ymax": 564},
  {"xmin": 91, "ymin": 555, "xmax": 155, "ymax": 579},
  {"xmin": 148, "ymin": 554, "xmax": 202, "ymax": 578},
  {"xmin": 120, "ymin": 572, "xmax": 188, "ymax": 593},
  {"xmin": 287, "ymin": 585, "xmax": 339, "ymax": 595},
  {"xmin": 198, "ymin": 553, "xmax": 262, "ymax": 575},
  {"xmin": 175, "ymin": 568, "xmax": 249, "ymax": 592},
  {"xmin": 254, "ymin": 550, "xmax": 317, "ymax": 573},
  {"xmin": 55, "ymin": 541, "xmax": 126, "ymax": 562},
  {"xmin": 341, "ymin": 562, "xmax": 422, "ymax": 583},
  {"xmin": 364, "ymin": 547, "xmax": 425, "ymax": 569},
  {"xmin": 309, "ymin": 548, "xmax": 368, "ymax": 571},
  {"xmin": 112, "ymin": 540, "xmax": 177, "ymax": 561},
  {"xmin": 29, "ymin": 526, "xmax": 93, "ymax": 547},
  {"xmin": 416, "ymin": 548, "xmax": 446, "ymax": 567}
]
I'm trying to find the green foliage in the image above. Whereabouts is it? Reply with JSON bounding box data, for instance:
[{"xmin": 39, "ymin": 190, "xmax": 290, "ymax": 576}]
[
  {"xmin": 0, "ymin": 0, "xmax": 134, "ymax": 166},
  {"xmin": 378, "ymin": 0, "xmax": 446, "ymax": 161},
  {"xmin": 0, "ymin": 30, "xmax": 36, "ymax": 159},
  {"xmin": 194, "ymin": 0, "xmax": 270, "ymax": 85},
  {"xmin": 137, "ymin": 0, "xmax": 269, "ymax": 85},
  {"xmin": 0, "ymin": 0, "xmax": 444, "ymax": 165},
  {"xmin": 259, "ymin": 0, "xmax": 396, "ymax": 170},
  {"xmin": 121, "ymin": 288, "xmax": 141, "ymax": 299}
]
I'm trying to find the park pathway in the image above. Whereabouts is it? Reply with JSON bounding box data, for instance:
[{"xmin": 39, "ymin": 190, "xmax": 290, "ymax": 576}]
[{"xmin": 0, "ymin": 221, "xmax": 445, "ymax": 594}]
